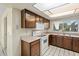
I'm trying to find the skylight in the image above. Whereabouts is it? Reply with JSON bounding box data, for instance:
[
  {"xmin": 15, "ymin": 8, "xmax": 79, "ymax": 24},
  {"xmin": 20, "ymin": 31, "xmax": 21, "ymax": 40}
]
[
  {"xmin": 33, "ymin": 3, "xmax": 66, "ymax": 11},
  {"xmin": 33, "ymin": 3, "xmax": 72, "ymax": 17}
]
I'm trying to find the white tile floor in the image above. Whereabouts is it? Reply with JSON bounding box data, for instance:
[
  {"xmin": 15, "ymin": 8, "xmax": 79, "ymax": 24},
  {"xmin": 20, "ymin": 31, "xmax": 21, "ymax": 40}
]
[
  {"xmin": 0, "ymin": 45, "xmax": 79, "ymax": 56},
  {"xmin": 43, "ymin": 45, "xmax": 79, "ymax": 56}
]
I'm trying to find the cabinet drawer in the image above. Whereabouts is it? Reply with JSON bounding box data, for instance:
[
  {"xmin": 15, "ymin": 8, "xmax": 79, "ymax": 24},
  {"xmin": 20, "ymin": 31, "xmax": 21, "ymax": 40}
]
[{"xmin": 31, "ymin": 40, "xmax": 40, "ymax": 46}]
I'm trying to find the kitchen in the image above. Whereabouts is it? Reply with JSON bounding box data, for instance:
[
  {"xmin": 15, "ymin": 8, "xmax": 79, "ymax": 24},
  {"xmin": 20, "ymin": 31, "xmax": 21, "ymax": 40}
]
[
  {"xmin": 20, "ymin": 3, "xmax": 79, "ymax": 56},
  {"xmin": 0, "ymin": 3, "xmax": 79, "ymax": 56}
]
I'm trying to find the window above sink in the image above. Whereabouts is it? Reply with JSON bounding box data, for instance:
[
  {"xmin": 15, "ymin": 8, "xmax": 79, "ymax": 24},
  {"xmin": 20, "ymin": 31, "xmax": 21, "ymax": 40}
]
[{"xmin": 53, "ymin": 20, "xmax": 79, "ymax": 32}]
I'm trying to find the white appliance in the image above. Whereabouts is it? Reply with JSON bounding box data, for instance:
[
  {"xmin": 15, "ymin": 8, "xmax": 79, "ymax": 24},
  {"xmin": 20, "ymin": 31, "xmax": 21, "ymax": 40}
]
[
  {"xmin": 32, "ymin": 31, "xmax": 49, "ymax": 55},
  {"xmin": 40, "ymin": 36, "xmax": 49, "ymax": 55}
]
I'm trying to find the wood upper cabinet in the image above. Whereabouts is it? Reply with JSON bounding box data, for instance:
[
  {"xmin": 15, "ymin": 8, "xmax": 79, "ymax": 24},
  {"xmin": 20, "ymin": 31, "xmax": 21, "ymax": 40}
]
[
  {"xmin": 21, "ymin": 9, "xmax": 36, "ymax": 28},
  {"xmin": 56, "ymin": 35, "xmax": 63, "ymax": 47},
  {"xmin": 21, "ymin": 40, "xmax": 40, "ymax": 56},
  {"xmin": 25, "ymin": 12, "xmax": 36, "ymax": 28},
  {"xmin": 44, "ymin": 19, "xmax": 50, "ymax": 29},
  {"xmin": 21, "ymin": 9, "xmax": 50, "ymax": 28},
  {"xmin": 35, "ymin": 15, "xmax": 40, "ymax": 22},
  {"xmin": 21, "ymin": 9, "xmax": 26, "ymax": 28},
  {"xmin": 63, "ymin": 36, "xmax": 72, "ymax": 50},
  {"xmin": 72, "ymin": 37, "xmax": 79, "ymax": 52}
]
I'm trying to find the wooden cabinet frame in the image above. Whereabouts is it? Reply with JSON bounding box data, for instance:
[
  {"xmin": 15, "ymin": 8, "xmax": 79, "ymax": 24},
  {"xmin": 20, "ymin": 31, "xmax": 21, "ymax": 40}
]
[{"xmin": 21, "ymin": 9, "xmax": 50, "ymax": 28}]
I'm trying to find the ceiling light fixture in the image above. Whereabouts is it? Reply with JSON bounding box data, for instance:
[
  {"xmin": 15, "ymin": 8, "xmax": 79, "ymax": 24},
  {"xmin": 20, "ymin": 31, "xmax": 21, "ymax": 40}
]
[
  {"xmin": 49, "ymin": 10, "xmax": 75, "ymax": 17},
  {"xmin": 33, "ymin": 3, "xmax": 67, "ymax": 11}
]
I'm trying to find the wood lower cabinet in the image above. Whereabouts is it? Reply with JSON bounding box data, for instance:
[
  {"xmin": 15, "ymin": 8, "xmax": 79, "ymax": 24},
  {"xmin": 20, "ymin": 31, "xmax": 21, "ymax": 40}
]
[
  {"xmin": 49, "ymin": 35, "xmax": 52, "ymax": 45},
  {"xmin": 72, "ymin": 37, "xmax": 79, "ymax": 52},
  {"xmin": 49, "ymin": 34, "xmax": 79, "ymax": 53},
  {"xmin": 21, "ymin": 40, "xmax": 40, "ymax": 56},
  {"xmin": 56, "ymin": 35, "xmax": 63, "ymax": 48},
  {"xmin": 49, "ymin": 35, "xmax": 63, "ymax": 47},
  {"xmin": 63, "ymin": 36, "xmax": 72, "ymax": 50},
  {"xmin": 49, "ymin": 35, "xmax": 56, "ymax": 46}
]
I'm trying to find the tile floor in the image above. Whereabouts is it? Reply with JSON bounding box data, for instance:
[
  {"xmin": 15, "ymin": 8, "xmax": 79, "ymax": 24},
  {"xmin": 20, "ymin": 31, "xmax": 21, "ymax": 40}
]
[
  {"xmin": 0, "ymin": 45, "xmax": 79, "ymax": 56},
  {"xmin": 43, "ymin": 45, "xmax": 79, "ymax": 56}
]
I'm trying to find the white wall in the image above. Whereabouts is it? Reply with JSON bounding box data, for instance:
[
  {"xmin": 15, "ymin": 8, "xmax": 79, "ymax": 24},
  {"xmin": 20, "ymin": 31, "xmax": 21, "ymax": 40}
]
[
  {"xmin": 0, "ymin": 16, "xmax": 1, "ymax": 45},
  {"xmin": 12, "ymin": 8, "xmax": 21, "ymax": 56},
  {"xmin": 1, "ymin": 8, "xmax": 13, "ymax": 55}
]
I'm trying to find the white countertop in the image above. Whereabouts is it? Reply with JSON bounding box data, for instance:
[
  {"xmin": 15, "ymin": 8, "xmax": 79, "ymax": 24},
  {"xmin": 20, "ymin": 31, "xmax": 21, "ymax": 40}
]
[
  {"xmin": 21, "ymin": 32, "xmax": 79, "ymax": 43},
  {"xmin": 21, "ymin": 36, "xmax": 41, "ymax": 43},
  {"xmin": 44, "ymin": 32, "xmax": 79, "ymax": 37}
]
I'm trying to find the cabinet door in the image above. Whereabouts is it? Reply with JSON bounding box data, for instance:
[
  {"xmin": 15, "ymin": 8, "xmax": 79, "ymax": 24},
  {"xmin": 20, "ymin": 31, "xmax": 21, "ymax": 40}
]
[
  {"xmin": 49, "ymin": 35, "xmax": 53, "ymax": 45},
  {"xmin": 63, "ymin": 36, "xmax": 72, "ymax": 50},
  {"xmin": 73, "ymin": 37, "xmax": 79, "ymax": 52},
  {"xmin": 39, "ymin": 17, "xmax": 44, "ymax": 23},
  {"xmin": 31, "ymin": 40, "xmax": 40, "ymax": 56},
  {"xmin": 25, "ymin": 13, "xmax": 36, "ymax": 28},
  {"xmin": 43, "ymin": 19, "xmax": 50, "ymax": 29},
  {"xmin": 49, "ymin": 35, "xmax": 56, "ymax": 46},
  {"xmin": 52, "ymin": 35, "xmax": 56, "ymax": 46},
  {"xmin": 21, "ymin": 40, "xmax": 30, "ymax": 56},
  {"xmin": 56, "ymin": 35, "xmax": 63, "ymax": 47},
  {"xmin": 36, "ymin": 15, "xmax": 40, "ymax": 22}
]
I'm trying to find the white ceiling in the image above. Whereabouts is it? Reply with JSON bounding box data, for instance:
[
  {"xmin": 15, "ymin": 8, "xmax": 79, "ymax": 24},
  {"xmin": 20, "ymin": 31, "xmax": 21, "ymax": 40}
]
[{"xmin": 0, "ymin": 3, "xmax": 79, "ymax": 20}]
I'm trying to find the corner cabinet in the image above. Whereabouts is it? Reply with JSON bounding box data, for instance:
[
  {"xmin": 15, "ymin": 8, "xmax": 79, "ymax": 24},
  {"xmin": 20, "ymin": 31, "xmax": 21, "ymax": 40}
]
[
  {"xmin": 49, "ymin": 35, "xmax": 56, "ymax": 46},
  {"xmin": 21, "ymin": 9, "xmax": 50, "ymax": 28}
]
